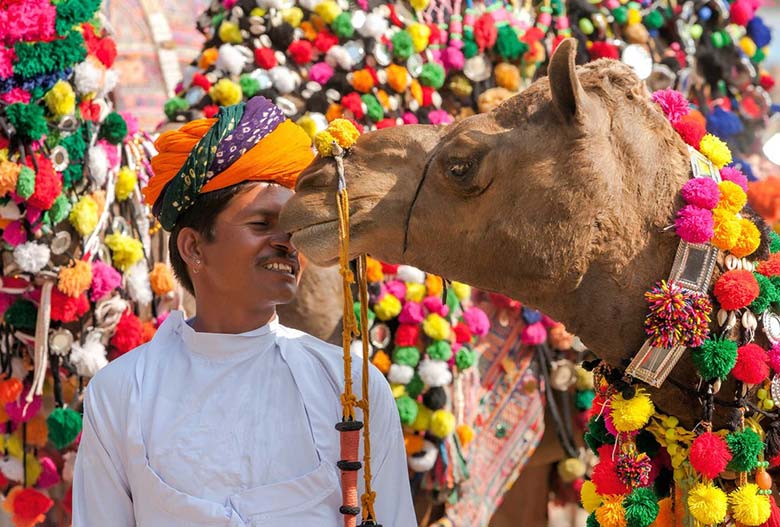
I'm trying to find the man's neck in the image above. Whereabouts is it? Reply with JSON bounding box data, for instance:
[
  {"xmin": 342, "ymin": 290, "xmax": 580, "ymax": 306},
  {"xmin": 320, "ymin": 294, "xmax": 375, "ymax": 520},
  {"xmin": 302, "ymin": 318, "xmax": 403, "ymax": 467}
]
[{"xmin": 191, "ymin": 298, "xmax": 276, "ymax": 334}]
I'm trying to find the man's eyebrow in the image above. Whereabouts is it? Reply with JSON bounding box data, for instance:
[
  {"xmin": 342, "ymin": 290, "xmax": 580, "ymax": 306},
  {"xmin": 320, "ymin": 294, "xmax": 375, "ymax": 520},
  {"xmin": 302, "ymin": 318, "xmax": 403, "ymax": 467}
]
[{"xmin": 238, "ymin": 207, "xmax": 279, "ymax": 219}]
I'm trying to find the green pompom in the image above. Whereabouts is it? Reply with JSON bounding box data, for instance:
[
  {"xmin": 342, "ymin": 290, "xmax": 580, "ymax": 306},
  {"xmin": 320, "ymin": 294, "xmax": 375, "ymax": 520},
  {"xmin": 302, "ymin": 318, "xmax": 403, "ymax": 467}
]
[
  {"xmin": 396, "ymin": 395, "xmax": 419, "ymax": 425},
  {"xmin": 769, "ymin": 231, "xmax": 780, "ymax": 254},
  {"xmin": 455, "ymin": 347, "xmax": 477, "ymax": 370},
  {"xmin": 62, "ymin": 164, "xmax": 83, "ymax": 188},
  {"xmin": 691, "ymin": 335, "xmax": 738, "ymax": 381},
  {"xmin": 727, "ymin": 428, "xmax": 763, "ymax": 472},
  {"xmin": 751, "ymin": 272, "xmax": 778, "ymax": 313},
  {"xmin": 49, "ymin": 194, "xmax": 71, "ymax": 225},
  {"xmin": 55, "ymin": 0, "xmax": 102, "ymax": 36},
  {"xmin": 332, "ymin": 12, "xmax": 354, "ymax": 38},
  {"xmin": 5, "ymin": 103, "xmax": 48, "ymax": 142},
  {"xmin": 61, "ymin": 127, "xmax": 87, "ymax": 161},
  {"xmin": 636, "ymin": 429, "xmax": 660, "ymax": 458},
  {"xmin": 754, "ymin": 47, "xmax": 766, "ymax": 63},
  {"xmin": 239, "ymin": 74, "xmax": 261, "ymax": 98},
  {"xmin": 13, "ymin": 32, "xmax": 87, "ymax": 79},
  {"xmin": 419, "ymin": 63, "xmax": 446, "ymax": 89},
  {"xmin": 463, "ymin": 31, "xmax": 478, "ymax": 59},
  {"xmin": 391, "ymin": 31, "xmax": 414, "ymax": 60},
  {"xmin": 643, "ymin": 10, "xmax": 665, "ymax": 29},
  {"xmin": 575, "ymin": 389, "xmax": 595, "ymax": 411},
  {"xmin": 406, "ymin": 373, "xmax": 424, "ymax": 398},
  {"xmin": 427, "ymin": 340, "xmax": 452, "ymax": 361},
  {"xmin": 584, "ymin": 416, "xmax": 613, "ymax": 454},
  {"xmin": 353, "ymin": 302, "xmax": 375, "ymax": 331},
  {"xmin": 361, "ymin": 94, "xmax": 384, "ymax": 122},
  {"xmin": 99, "ymin": 112, "xmax": 128, "ymax": 145},
  {"xmin": 393, "ymin": 346, "xmax": 421, "ymax": 367},
  {"xmin": 495, "ymin": 25, "xmax": 527, "ymax": 60},
  {"xmin": 16, "ymin": 166, "xmax": 35, "ymax": 199},
  {"xmin": 623, "ymin": 487, "xmax": 659, "ymax": 527},
  {"xmin": 4, "ymin": 300, "xmax": 37, "ymax": 331},
  {"xmin": 164, "ymin": 97, "xmax": 189, "ymax": 120},
  {"xmin": 47, "ymin": 407, "xmax": 83, "ymax": 449},
  {"xmin": 612, "ymin": 6, "xmax": 629, "ymax": 24},
  {"xmin": 586, "ymin": 512, "xmax": 601, "ymax": 527}
]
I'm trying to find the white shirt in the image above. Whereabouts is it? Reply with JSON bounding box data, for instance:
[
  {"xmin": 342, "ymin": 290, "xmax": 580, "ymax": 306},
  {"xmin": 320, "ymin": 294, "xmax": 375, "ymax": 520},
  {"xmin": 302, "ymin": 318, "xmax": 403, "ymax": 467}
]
[{"xmin": 73, "ymin": 311, "xmax": 416, "ymax": 527}]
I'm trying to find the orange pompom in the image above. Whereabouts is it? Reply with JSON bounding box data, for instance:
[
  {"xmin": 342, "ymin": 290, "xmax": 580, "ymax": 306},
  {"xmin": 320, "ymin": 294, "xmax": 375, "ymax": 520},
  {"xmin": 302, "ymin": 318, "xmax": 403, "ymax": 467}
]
[
  {"xmin": 456, "ymin": 424, "xmax": 475, "ymax": 446},
  {"xmin": 371, "ymin": 350, "xmax": 391, "ymax": 374},
  {"xmin": 198, "ymin": 48, "xmax": 219, "ymax": 69},
  {"xmin": 0, "ymin": 378, "xmax": 22, "ymax": 404},
  {"xmin": 758, "ymin": 253, "xmax": 780, "ymax": 277},
  {"xmin": 386, "ymin": 64, "xmax": 410, "ymax": 93},
  {"xmin": 351, "ymin": 69, "xmax": 374, "ymax": 93},
  {"xmin": 25, "ymin": 416, "xmax": 48, "ymax": 448},
  {"xmin": 142, "ymin": 321, "xmax": 157, "ymax": 343},
  {"xmin": 325, "ymin": 103, "xmax": 343, "ymax": 122},
  {"xmin": 405, "ymin": 433, "xmax": 425, "ymax": 455},
  {"xmin": 149, "ymin": 263, "xmax": 176, "ymax": 296},
  {"xmin": 651, "ymin": 497, "xmax": 674, "ymax": 527},
  {"xmin": 425, "ymin": 274, "xmax": 444, "ymax": 298},
  {"xmin": 365, "ymin": 257, "xmax": 384, "ymax": 283}
]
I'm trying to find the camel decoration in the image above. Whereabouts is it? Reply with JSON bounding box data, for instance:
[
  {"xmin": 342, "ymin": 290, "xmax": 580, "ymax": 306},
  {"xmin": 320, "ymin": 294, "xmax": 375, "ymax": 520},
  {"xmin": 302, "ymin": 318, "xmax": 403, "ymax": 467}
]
[{"xmin": 282, "ymin": 38, "xmax": 780, "ymax": 526}]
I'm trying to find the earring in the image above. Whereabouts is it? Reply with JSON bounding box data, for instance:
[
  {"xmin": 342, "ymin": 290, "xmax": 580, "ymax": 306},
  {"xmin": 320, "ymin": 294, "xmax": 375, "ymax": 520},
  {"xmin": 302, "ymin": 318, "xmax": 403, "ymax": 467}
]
[{"xmin": 193, "ymin": 259, "xmax": 201, "ymax": 274}]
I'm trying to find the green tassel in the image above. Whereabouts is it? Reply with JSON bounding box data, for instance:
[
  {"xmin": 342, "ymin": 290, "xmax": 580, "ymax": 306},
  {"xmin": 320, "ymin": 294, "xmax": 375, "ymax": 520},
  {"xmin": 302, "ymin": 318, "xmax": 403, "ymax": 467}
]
[
  {"xmin": 455, "ymin": 347, "xmax": 477, "ymax": 370},
  {"xmin": 47, "ymin": 407, "xmax": 83, "ymax": 450}
]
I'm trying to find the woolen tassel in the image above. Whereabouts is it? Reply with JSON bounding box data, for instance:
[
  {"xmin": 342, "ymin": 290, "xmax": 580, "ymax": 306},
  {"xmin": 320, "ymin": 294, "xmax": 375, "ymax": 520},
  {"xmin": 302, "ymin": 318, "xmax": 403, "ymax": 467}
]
[{"xmin": 762, "ymin": 495, "xmax": 780, "ymax": 527}]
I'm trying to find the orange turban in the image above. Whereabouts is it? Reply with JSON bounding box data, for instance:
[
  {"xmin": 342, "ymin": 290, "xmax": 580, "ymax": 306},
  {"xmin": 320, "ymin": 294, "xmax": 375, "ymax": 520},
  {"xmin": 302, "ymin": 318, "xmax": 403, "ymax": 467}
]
[{"xmin": 145, "ymin": 96, "xmax": 314, "ymax": 230}]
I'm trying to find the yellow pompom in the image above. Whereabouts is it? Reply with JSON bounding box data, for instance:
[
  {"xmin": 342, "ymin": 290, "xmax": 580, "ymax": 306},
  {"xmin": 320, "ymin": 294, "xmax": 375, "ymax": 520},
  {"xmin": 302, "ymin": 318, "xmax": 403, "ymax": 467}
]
[
  {"xmin": 314, "ymin": 130, "xmax": 336, "ymax": 157},
  {"xmin": 627, "ymin": 8, "xmax": 642, "ymax": 25},
  {"xmin": 58, "ymin": 260, "xmax": 93, "ymax": 298},
  {"xmin": 281, "ymin": 7, "xmax": 304, "ymax": 27},
  {"xmin": 580, "ymin": 480, "xmax": 603, "ymax": 514},
  {"xmin": 218, "ymin": 21, "xmax": 243, "ymax": 44},
  {"xmin": 372, "ymin": 350, "xmax": 392, "ymax": 374},
  {"xmin": 410, "ymin": 0, "xmax": 430, "ymax": 10},
  {"xmin": 422, "ymin": 313, "xmax": 451, "ymax": 340},
  {"xmin": 115, "ymin": 167, "xmax": 138, "ymax": 202},
  {"xmin": 5, "ymin": 434, "xmax": 22, "ymax": 460},
  {"xmin": 412, "ymin": 403, "xmax": 432, "ymax": 431},
  {"xmin": 43, "ymin": 80, "xmax": 75, "ymax": 117},
  {"xmin": 209, "ymin": 78, "xmax": 243, "ymax": 106},
  {"xmin": 391, "ymin": 383, "xmax": 405, "ymax": 398},
  {"xmin": 374, "ymin": 293, "xmax": 402, "ymax": 320},
  {"xmin": 250, "ymin": 7, "xmax": 266, "ymax": 17},
  {"xmin": 717, "ymin": 180, "xmax": 747, "ymax": 213},
  {"xmin": 688, "ymin": 482, "xmax": 728, "ymax": 525},
  {"xmin": 731, "ymin": 218, "xmax": 761, "ymax": 258},
  {"xmin": 0, "ymin": 160, "xmax": 20, "ymax": 196},
  {"xmin": 576, "ymin": 366, "xmax": 595, "ymax": 390},
  {"xmin": 406, "ymin": 283, "xmax": 426, "ymax": 303},
  {"xmin": 429, "ymin": 409, "xmax": 456, "ymax": 438},
  {"xmin": 408, "ymin": 23, "xmax": 431, "ymax": 52},
  {"xmin": 729, "ymin": 484, "xmax": 771, "ymax": 526},
  {"xmin": 451, "ymin": 281, "xmax": 472, "ymax": 301},
  {"xmin": 557, "ymin": 457, "xmax": 586, "ymax": 483},
  {"xmin": 700, "ymin": 134, "xmax": 732, "ymax": 168},
  {"xmin": 149, "ymin": 262, "xmax": 175, "ymax": 296},
  {"xmin": 712, "ymin": 207, "xmax": 741, "ymax": 251},
  {"xmin": 314, "ymin": 0, "xmax": 341, "ymax": 24},
  {"xmin": 596, "ymin": 495, "xmax": 627, "ymax": 527},
  {"xmin": 296, "ymin": 115, "xmax": 318, "ymax": 139},
  {"xmin": 69, "ymin": 195, "xmax": 99, "ymax": 237},
  {"xmin": 105, "ymin": 233, "xmax": 144, "ymax": 272},
  {"xmin": 740, "ymin": 36, "xmax": 758, "ymax": 58},
  {"xmin": 24, "ymin": 455, "xmax": 41, "ymax": 487},
  {"xmin": 609, "ymin": 387, "xmax": 655, "ymax": 432},
  {"xmin": 327, "ymin": 118, "xmax": 360, "ymax": 149},
  {"xmin": 456, "ymin": 424, "xmax": 475, "ymax": 446}
]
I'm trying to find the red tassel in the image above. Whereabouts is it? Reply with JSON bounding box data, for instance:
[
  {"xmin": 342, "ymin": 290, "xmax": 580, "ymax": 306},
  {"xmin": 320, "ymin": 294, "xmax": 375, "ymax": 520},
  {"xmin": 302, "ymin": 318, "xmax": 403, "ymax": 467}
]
[{"xmin": 762, "ymin": 494, "xmax": 780, "ymax": 527}]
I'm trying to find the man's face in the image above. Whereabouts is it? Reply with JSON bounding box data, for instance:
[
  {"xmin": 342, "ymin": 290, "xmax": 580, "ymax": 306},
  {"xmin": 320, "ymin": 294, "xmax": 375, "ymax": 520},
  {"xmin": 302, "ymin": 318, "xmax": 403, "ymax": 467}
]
[{"xmin": 195, "ymin": 183, "xmax": 300, "ymax": 310}]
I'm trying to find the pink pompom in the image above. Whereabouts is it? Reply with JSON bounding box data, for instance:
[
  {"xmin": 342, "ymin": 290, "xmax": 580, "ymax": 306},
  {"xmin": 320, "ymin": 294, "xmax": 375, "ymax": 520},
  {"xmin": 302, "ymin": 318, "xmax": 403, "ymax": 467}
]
[
  {"xmin": 309, "ymin": 62, "xmax": 334, "ymax": 85},
  {"xmin": 119, "ymin": 112, "xmax": 139, "ymax": 136},
  {"xmin": 36, "ymin": 457, "xmax": 60, "ymax": 489},
  {"xmin": 398, "ymin": 301, "xmax": 425, "ymax": 324},
  {"xmin": 769, "ymin": 345, "xmax": 780, "ymax": 374},
  {"xmin": 689, "ymin": 432, "xmax": 731, "ymax": 479},
  {"xmin": 732, "ymin": 343, "xmax": 769, "ymax": 384},
  {"xmin": 90, "ymin": 260, "xmax": 122, "ymax": 302},
  {"xmin": 422, "ymin": 295, "xmax": 445, "ymax": 316},
  {"xmin": 402, "ymin": 112, "xmax": 419, "ymax": 125},
  {"xmin": 6, "ymin": 390, "xmax": 41, "ymax": 424},
  {"xmin": 463, "ymin": 307, "xmax": 490, "ymax": 336},
  {"xmin": 521, "ymin": 322, "xmax": 547, "ymax": 345},
  {"xmin": 675, "ymin": 205, "xmax": 714, "ymax": 243},
  {"xmin": 442, "ymin": 46, "xmax": 465, "ymax": 71},
  {"xmin": 156, "ymin": 311, "xmax": 170, "ymax": 327},
  {"xmin": 0, "ymin": 87, "xmax": 30, "ymax": 104},
  {"xmin": 652, "ymin": 89, "xmax": 690, "ymax": 123},
  {"xmin": 384, "ymin": 280, "xmax": 406, "ymax": 301},
  {"xmin": 681, "ymin": 178, "xmax": 720, "ymax": 209},
  {"xmin": 720, "ymin": 166, "xmax": 748, "ymax": 192},
  {"xmin": 2, "ymin": 220, "xmax": 27, "ymax": 247},
  {"xmin": 730, "ymin": 0, "xmax": 754, "ymax": 25},
  {"xmin": 428, "ymin": 109, "xmax": 453, "ymax": 125},
  {"xmin": 98, "ymin": 140, "xmax": 120, "ymax": 169}
]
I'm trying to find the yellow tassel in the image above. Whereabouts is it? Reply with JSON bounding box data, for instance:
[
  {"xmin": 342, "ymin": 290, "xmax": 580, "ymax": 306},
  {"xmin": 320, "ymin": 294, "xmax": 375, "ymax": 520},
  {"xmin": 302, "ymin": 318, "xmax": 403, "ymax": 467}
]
[
  {"xmin": 729, "ymin": 484, "xmax": 771, "ymax": 526},
  {"xmin": 687, "ymin": 482, "xmax": 728, "ymax": 525},
  {"xmin": 610, "ymin": 388, "xmax": 655, "ymax": 432}
]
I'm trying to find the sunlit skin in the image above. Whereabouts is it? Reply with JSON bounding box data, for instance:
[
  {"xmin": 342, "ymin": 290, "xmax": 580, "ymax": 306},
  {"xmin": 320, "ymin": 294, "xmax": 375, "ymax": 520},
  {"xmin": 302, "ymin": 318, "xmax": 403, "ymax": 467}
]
[{"xmin": 177, "ymin": 183, "xmax": 301, "ymax": 334}]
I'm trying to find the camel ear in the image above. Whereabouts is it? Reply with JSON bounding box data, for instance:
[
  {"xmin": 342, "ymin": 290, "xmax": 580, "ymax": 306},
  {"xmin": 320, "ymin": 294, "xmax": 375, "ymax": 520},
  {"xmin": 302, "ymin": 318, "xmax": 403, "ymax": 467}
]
[{"xmin": 548, "ymin": 38, "xmax": 586, "ymax": 123}]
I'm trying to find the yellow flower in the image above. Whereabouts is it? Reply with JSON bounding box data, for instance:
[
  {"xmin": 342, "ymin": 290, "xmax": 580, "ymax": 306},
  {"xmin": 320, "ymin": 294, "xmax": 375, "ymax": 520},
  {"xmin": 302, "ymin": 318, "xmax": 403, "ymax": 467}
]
[
  {"xmin": 731, "ymin": 218, "xmax": 761, "ymax": 258},
  {"xmin": 700, "ymin": 134, "xmax": 732, "ymax": 168},
  {"xmin": 422, "ymin": 313, "xmax": 451, "ymax": 340},
  {"xmin": 209, "ymin": 79, "xmax": 243, "ymax": 106},
  {"xmin": 58, "ymin": 260, "xmax": 93, "ymax": 298},
  {"xmin": 149, "ymin": 262, "xmax": 175, "ymax": 296},
  {"xmin": 374, "ymin": 294, "xmax": 402, "ymax": 320},
  {"xmin": 43, "ymin": 80, "xmax": 75, "ymax": 117},
  {"xmin": 105, "ymin": 233, "xmax": 144, "ymax": 272},
  {"xmin": 115, "ymin": 167, "xmax": 138, "ymax": 202},
  {"xmin": 69, "ymin": 196, "xmax": 99, "ymax": 237},
  {"xmin": 717, "ymin": 180, "xmax": 747, "ymax": 213}
]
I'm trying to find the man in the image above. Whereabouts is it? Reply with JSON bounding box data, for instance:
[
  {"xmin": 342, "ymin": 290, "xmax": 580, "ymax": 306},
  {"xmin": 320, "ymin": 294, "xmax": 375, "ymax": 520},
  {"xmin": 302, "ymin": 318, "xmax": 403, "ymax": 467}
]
[{"xmin": 73, "ymin": 97, "xmax": 416, "ymax": 526}]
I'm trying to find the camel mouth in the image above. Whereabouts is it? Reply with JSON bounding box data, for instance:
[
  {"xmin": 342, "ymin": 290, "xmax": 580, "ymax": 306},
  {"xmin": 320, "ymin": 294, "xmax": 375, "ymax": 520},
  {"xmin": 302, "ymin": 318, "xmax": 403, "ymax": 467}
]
[{"xmin": 287, "ymin": 218, "xmax": 341, "ymax": 266}]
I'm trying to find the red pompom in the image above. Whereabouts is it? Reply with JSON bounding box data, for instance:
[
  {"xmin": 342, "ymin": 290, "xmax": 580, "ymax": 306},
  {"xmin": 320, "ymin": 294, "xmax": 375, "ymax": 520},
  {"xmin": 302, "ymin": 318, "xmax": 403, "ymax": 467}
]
[
  {"xmin": 732, "ymin": 343, "xmax": 769, "ymax": 384},
  {"xmin": 589, "ymin": 41, "xmax": 620, "ymax": 60},
  {"xmin": 95, "ymin": 37, "xmax": 117, "ymax": 68},
  {"xmin": 758, "ymin": 253, "xmax": 780, "ymax": 277},
  {"xmin": 110, "ymin": 311, "xmax": 145, "ymax": 356},
  {"xmin": 9, "ymin": 487, "xmax": 54, "ymax": 526},
  {"xmin": 713, "ymin": 269, "xmax": 760, "ymax": 311},
  {"xmin": 474, "ymin": 14, "xmax": 497, "ymax": 51},
  {"xmin": 730, "ymin": 0, "xmax": 754, "ymax": 25},
  {"xmin": 314, "ymin": 30, "xmax": 339, "ymax": 53},
  {"xmin": 203, "ymin": 105, "xmax": 219, "ymax": 118},
  {"xmin": 47, "ymin": 289, "xmax": 89, "ymax": 323},
  {"xmin": 592, "ymin": 445, "xmax": 631, "ymax": 496},
  {"xmin": 761, "ymin": 74, "xmax": 776, "ymax": 92},
  {"xmin": 689, "ymin": 432, "xmax": 732, "ymax": 479},
  {"xmin": 522, "ymin": 27, "xmax": 544, "ymax": 44},
  {"xmin": 673, "ymin": 117, "xmax": 706, "ymax": 148},
  {"xmin": 287, "ymin": 40, "xmax": 314, "ymax": 65},
  {"xmin": 376, "ymin": 118, "xmax": 397, "ymax": 129},
  {"xmin": 191, "ymin": 73, "xmax": 211, "ymax": 91},
  {"xmin": 395, "ymin": 324, "xmax": 420, "ymax": 347},
  {"xmin": 79, "ymin": 99, "xmax": 101, "ymax": 122},
  {"xmin": 341, "ymin": 92, "xmax": 365, "ymax": 120},
  {"xmin": 453, "ymin": 322, "xmax": 473, "ymax": 344},
  {"xmin": 26, "ymin": 156, "xmax": 61, "ymax": 211},
  {"xmin": 254, "ymin": 47, "xmax": 277, "ymax": 69},
  {"xmin": 381, "ymin": 262, "xmax": 399, "ymax": 274}
]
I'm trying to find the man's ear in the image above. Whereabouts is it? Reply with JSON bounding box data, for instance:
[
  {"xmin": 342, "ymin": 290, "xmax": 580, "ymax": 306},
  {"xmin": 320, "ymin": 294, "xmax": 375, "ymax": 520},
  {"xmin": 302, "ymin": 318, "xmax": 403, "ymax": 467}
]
[{"xmin": 177, "ymin": 227, "xmax": 204, "ymax": 270}]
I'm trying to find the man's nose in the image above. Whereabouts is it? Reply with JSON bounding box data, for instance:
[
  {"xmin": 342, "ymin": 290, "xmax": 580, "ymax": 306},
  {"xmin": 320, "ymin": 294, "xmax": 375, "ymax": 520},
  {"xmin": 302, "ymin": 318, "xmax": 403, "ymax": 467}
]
[{"xmin": 270, "ymin": 231, "xmax": 295, "ymax": 254}]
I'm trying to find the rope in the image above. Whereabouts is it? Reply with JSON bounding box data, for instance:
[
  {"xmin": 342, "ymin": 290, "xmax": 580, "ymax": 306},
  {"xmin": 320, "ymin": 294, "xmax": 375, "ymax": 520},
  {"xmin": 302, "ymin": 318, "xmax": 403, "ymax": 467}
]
[
  {"xmin": 338, "ymin": 187, "xmax": 358, "ymax": 421},
  {"xmin": 356, "ymin": 255, "xmax": 376, "ymax": 522}
]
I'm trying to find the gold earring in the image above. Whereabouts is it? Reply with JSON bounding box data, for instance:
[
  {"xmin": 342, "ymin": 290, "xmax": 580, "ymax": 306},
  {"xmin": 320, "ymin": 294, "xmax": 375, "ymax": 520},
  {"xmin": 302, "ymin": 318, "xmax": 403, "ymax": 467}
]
[{"xmin": 193, "ymin": 259, "xmax": 201, "ymax": 274}]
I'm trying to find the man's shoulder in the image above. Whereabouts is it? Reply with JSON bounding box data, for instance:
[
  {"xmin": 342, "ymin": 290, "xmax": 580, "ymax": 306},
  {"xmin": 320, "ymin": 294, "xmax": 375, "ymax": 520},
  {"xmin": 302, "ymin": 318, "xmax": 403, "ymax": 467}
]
[{"xmin": 86, "ymin": 342, "xmax": 151, "ymax": 404}]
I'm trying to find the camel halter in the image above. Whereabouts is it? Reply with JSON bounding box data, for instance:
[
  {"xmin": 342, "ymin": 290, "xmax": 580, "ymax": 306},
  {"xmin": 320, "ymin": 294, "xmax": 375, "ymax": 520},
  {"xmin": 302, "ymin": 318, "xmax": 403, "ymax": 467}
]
[{"xmin": 316, "ymin": 120, "xmax": 380, "ymax": 527}]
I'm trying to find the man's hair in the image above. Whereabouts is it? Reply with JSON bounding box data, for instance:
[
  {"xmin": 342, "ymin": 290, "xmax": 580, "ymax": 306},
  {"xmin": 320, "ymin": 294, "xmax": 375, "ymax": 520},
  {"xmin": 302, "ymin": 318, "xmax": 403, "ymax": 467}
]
[{"xmin": 168, "ymin": 183, "xmax": 253, "ymax": 295}]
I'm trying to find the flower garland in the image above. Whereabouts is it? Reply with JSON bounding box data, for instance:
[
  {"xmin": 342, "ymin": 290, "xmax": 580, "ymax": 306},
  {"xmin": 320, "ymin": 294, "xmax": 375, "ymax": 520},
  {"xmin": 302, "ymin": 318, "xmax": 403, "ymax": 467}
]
[{"xmin": 580, "ymin": 90, "xmax": 780, "ymax": 527}]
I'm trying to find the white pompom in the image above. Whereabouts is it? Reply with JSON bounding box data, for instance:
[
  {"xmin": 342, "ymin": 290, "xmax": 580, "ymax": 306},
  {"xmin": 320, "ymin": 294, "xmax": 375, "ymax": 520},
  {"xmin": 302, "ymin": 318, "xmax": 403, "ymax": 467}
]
[
  {"xmin": 388, "ymin": 363, "xmax": 415, "ymax": 385},
  {"xmin": 359, "ymin": 12, "xmax": 389, "ymax": 38},
  {"xmin": 397, "ymin": 265, "xmax": 426, "ymax": 284},
  {"xmin": 87, "ymin": 146, "xmax": 109, "ymax": 187},
  {"xmin": 126, "ymin": 262, "xmax": 153, "ymax": 306},
  {"xmin": 102, "ymin": 68, "xmax": 119, "ymax": 97},
  {"xmin": 13, "ymin": 242, "xmax": 50, "ymax": 274},
  {"xmin": 350, "ymin": 339, "xmax": 373, "ymax": 358},
  {"xmin": 258, "ymin": 0, "xmax": 291, "ymax": 8},
  {"xmin": 216, "ymin": 44, "xmax": 247, "ymax": 77},
  {"xmin": 408, "ymin": 440, "xmax": 438, "ymax": 473},
  {"xmin": 62, "ymin": 452, "xmax": 77, "ymax": 483},
  {"xmin": 69, "ymin": 333, "xmax": 108, "ymax": 378},
  {"xmin": 297, "ymin": 0, "xmax": 320, "ymax": 10},
  {"xmin": 326, "ymin": 46, "xmax": 354, "ymax": 70},
  {"xmin": 417, "ymin": 359, "xmax": 452, "ymax": 387},
  {"xmin": 269, "ymin": 66, "xmax": 297, "ymax": 94},
  {"xmin": 0, "ymin": 457, "xmax": 23, "ymax": 482},
  {"xmin": 74, "ymin": 60, "xmax": 103, "ymax": 95}
]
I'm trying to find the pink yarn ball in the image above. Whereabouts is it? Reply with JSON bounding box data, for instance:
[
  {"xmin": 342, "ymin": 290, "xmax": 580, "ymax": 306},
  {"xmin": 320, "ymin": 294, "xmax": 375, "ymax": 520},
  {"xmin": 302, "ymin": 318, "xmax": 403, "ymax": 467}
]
[
  {"xmin": 675, "ymin": 205, "xmax": 714, "ymax": 244},
  {"xmin": 90, "ymin": 260, "xmax": 122, "ymax": 302},
  {"xmin": 651, "ymin": 89, "xmax": 690, "ymax": 123},
  {"xmin": 442, "ymin": 46, "xmax": 465, "ymax": 71},
  {"xmin": 423, "ymin": 296, "xmax": 448, "ymax": 317},
  {"xmin": 398, "ymin": 301, "xmax": 425, "ymax": 324},
  {"xmin": 521, "ymin": 322, "xmax": 547, "ymax": 345},
  {"xmin": 309, "ymin": 62, "xmax": 334, "ymax": 85},
  {"xmin": 36, "ymin": 457, "xmax": 61, "ymax": 489},
  {"xmin": 730, "ymin": 0, "xmax": 753, "ymax": 25},
  {"xmin": 98, "ymin": 139, "xmax": 120, "ymax": 169},
  {"xmin": 463, "ymin": 307, "xmax": 490, "ymax": 336},
  {"xmin": 769, "ymin": 344, "xmax": 780, "ymax": 374},
  {"xmin": 119, "ymin": 112, "xmax": 139, "ymax": 136},
  {"xmin": 0, "ymin": 88, "xmax": 30, "ymax": 104},
  {"xmin": 402, "ymin": 112, "xmax": 419, "ymax": 125},
  {"xmin": 428, "ymin": 109, "xmax": 453, "ymax": 125},
  {"xmin": 2, "ymin": 220, "xmax": 27, "ymax": 247},
  {"xmin": 6, "ymin": 390, "xmax": 41, "ymax": 424},
  {"xmin": 384, "ymin": 280, "xmax": 406, "ymax": 301},
  {"xmin": 680, "ymin": 178, "xmax": 720, "ymax": 209},
  {"xmin": 25, "ymin": 205, "xmax": 41, "ymax": 226},
  {"xmin": 720, "ymin": 166, "xmax": 748, "ymax": 192}
]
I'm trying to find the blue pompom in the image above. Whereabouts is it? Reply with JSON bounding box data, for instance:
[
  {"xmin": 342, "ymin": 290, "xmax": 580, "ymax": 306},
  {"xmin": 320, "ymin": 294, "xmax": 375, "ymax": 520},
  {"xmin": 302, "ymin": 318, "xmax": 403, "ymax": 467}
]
[
  {"xmin": 748, "ymin": 17, "xmax": 772, "ymax": 48},
  {"xmin": 698, "ymin": 6, "xmax": 712, "ymax": 21},
  {"xmin": 707, "ymin": 106, "xmax": 744, "ymax": 139},
  {"xmin": 732, "ymin": 157, "xmax": 756, "ymax": 181},
  {"xmin": 522, "ymin": 307, "xmax": 542, "ymax": 325}
]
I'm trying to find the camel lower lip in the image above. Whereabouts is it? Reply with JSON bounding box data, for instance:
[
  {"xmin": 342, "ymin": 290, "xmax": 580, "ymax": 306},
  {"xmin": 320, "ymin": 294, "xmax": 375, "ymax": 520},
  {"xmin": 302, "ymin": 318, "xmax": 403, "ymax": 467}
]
[{"xmin": 289, "ymin": 220, "xmax": 340, "ymax": 266}]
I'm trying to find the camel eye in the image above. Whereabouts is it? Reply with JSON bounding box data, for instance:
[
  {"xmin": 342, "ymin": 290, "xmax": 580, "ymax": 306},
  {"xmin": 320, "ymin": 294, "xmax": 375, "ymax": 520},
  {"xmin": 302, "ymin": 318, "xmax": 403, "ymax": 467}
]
[{"xmin": 448, "ymin": 159, "xmax": 474, "ymax": 179}]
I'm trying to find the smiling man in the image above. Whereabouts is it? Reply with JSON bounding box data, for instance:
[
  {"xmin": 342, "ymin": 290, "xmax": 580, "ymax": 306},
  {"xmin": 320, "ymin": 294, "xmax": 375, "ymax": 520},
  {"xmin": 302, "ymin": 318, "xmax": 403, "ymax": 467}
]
[{"xmin": 72, "ymin": 97, "xmax": 416, "ymax": 526}]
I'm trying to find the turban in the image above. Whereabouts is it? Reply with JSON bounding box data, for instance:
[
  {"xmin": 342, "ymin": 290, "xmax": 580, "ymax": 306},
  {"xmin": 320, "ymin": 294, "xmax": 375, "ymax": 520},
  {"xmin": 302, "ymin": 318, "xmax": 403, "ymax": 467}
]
[{"xmin": 145, "ymin": 96, "xmax": 314, "ymax": 230}]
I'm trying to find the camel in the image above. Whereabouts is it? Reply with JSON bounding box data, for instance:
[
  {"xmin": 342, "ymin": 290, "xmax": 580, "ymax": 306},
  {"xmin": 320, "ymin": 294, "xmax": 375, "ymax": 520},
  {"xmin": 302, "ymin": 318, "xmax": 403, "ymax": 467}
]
[{"xmin": 280, "ymin": 38, "xmax": 721, "ymax": 429}]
